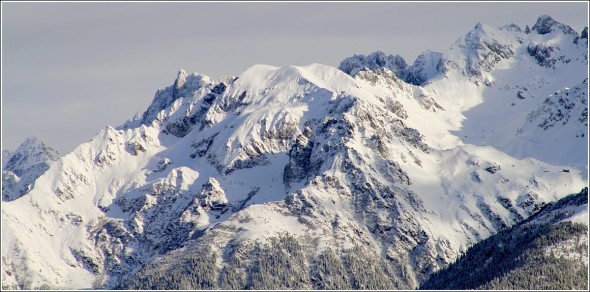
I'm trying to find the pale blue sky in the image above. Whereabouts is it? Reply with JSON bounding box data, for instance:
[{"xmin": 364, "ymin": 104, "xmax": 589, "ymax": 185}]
[{"xmin": 2, "ymin": 2, "xmax": 588, "ymax": 154}]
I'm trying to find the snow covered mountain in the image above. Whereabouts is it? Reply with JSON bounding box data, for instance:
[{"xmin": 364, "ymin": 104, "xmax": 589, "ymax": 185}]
[
  {"xmin": 340, "ymin": 15, "xmax": 588, "ymax": 175},
  {"xmin": 1, "ymin": 15, "xmax": 588, "ymax": 289},
  {"xmin": 2, "ymin": 137, "xmax": 60, "ymax": 202}
]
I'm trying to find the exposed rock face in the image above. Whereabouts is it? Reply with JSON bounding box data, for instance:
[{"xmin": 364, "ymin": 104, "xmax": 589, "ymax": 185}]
[
  {"xmin": 581, "ymin": 27, "xmax": 588, "ymax": 41},
  {"xmin": 526, "ymin": 78, "xmax": 588, "ymax": 130},
  {"xmin": 198, "ymin": 177, "xmax": 228, "ymax": 211},
  {"xmin": 339, "ymin": 15, "xmax": 586, "ymax": 89},
  {"xmin": 443, "ymin": 22, "xmax": 521, "ymax": 86},
  {"xmin": 406, "ymin": 51, "xmax": 444, "ymax": 85},
  {"xmin": 532, "ymin": 14, "xmax": 578, "ymax": 36},
  {"xmin": 142, "ymin": 69, "xmax": 214, "ymax": 125},
  {"xmin": 338, "ymin": 50, "xmax": 446, "ymax": 86},
  {"xmin": 339, "ymin": 51, "xmax": 409, "ymax": 80}
]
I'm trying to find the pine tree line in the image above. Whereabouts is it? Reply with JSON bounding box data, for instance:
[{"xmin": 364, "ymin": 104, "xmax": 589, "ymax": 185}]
[
  {"xmin": 122, "ymin": 232, "xmax": 404, "ymax": 290},
  {"xmin": 420, "ymin": 221, "xmax": 588, "ymax": 290}
]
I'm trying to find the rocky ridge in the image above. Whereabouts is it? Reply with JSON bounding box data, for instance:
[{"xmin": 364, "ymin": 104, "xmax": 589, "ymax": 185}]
[{"xmin": 1, "ymin": 15, "xmax": 588, "ymax": 290}]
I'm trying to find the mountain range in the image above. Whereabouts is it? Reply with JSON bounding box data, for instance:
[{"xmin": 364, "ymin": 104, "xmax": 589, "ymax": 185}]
[{"xmin": 1, "ymin": 14, "xmax": 588, "ymax": 290}]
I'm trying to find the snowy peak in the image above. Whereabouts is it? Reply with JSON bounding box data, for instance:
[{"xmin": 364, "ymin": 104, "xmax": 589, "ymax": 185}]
[
  {"xmin": 3, "ymin": 137, "xmax": 60, "ymax": 176},
  {"xmin": 338, "ymin": 50, "xmax": 449, "ymax": 86},
  {"xmin": 338, "ymin": 51, "xmax": 409, "ymax": 79},
  {"xmin": 532, "ymin": 14, "xmax": 577, "ymax": 37},
  {"xmin": 339, "ymin": 14, "xmax": 586, "ymax": 88},
  {"xmin": 159, "ymin": 62, "xmax": 360, "ymax": 141},
  {"xmin": 444, "ymin": 21, "xmax": 523, "ymax": 85},
  {"xmin": 499, "ymin": 23, "xmax": 524, "ymax": 33},
  {"xmin": 406, "ymin": 50, "xmax": 444, "ymax": 85},
  {"xmin": 339, "ymin": 20, "xmax": 523, "ymax": 86},
  {"xmin": 2, "ymin": 137, "xmax": 60, "ymax": 201},
  {"xmin": 141, "ymin": 70, "xmax": 214, "ymax": 125},
  {"xmin": 458, "ymin": 21, "xmax": 520, "ymax": 48},
  {"xmin": 234, "ymin": 63, "xmax": 358, "ymax": 97},
  {"xmin": 174, "ymin": 68, "xmax": 187, "ymax": 90}
]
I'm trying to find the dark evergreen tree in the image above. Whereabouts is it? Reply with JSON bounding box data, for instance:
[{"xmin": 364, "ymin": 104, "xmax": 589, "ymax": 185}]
[
  {"xmin": 218, "ymin": 265, "xmax": 247, "ymax": 289},
  {"xmin": 310, "ymin": 247, "xmax": 351, "ymax": 289},
  {"xmin": 246, "ymin": 232, "xmax": 312, "ymax": 289},
  {"xmin": 342, "ymin": 245, "xmax": 400, "ymax": 289}
]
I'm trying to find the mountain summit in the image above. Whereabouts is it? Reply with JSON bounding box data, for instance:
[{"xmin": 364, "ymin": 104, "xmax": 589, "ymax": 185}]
[
  {"xmin": 2, "ymin": 137, "xmax": 60, "ymax": 201},
  {"xmin": 1, "ymin": 15, "xmax": 588, "ymax": 290}
]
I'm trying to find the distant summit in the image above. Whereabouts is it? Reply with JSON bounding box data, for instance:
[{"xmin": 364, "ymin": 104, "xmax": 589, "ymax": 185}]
[
  {"xmin": 339, "ymin": 51, "xmax": 409, "ymax": 79},
  {"xmin": 532, "ymin": 14, "xmax": 578, "ymax": 36},
  {"xmin": 339, "ymin": 15, "xmax": 586, "ymax": 86},
  {"xmin": 2, "ymin": 137, "xmax": 60, "ymax": 201}
]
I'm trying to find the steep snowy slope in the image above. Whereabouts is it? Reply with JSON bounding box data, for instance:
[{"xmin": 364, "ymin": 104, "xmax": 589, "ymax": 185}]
[
  {"xmin": 2, "ymin": 137, "xmax": 60, "ymax": 201},
  {"xmin": 1, "ymin": 15, "xmax": 587, "ymax": 290},
  {"xmin": 449, "ymin": 18, "xmax": 588, "ymax": 175}
]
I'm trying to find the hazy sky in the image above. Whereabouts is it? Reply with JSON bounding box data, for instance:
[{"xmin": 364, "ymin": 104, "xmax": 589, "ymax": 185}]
[{"xmin": 2, "ymin": 2, "xmax": 588, "ymax": 154}]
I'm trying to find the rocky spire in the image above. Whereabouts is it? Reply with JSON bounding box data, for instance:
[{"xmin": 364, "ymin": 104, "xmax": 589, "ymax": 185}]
[{"xmin": 532, "ymin": 14, "xmax": 577, "ymax": 36}]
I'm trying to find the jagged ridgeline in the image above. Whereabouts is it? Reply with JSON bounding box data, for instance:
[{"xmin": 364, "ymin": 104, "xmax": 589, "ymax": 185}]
[
  {"xmin": 1, "ymin": 14, "xmax": 588, "ymax": 290},
  {"xmin": 421, "ymin": 188, "xmax": 589, "ymax": 290}
]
